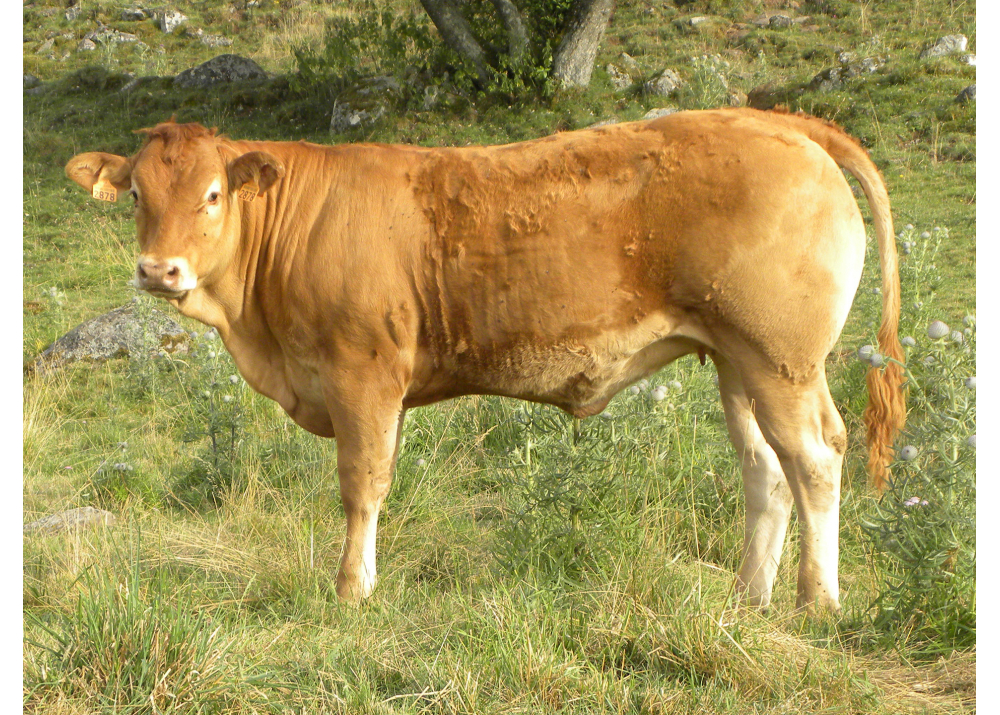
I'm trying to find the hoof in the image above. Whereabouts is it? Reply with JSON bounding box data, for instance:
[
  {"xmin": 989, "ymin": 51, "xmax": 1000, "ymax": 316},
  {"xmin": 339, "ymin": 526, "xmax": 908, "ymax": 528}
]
[{"xmin": 336, "ymin": 572, "xmax": 376, "ymax": 602}]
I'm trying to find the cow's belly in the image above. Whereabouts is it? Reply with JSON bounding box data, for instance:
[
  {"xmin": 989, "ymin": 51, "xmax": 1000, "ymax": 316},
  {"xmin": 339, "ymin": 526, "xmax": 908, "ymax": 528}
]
[{"xmin": 411, "ymin": 310, "xmax": 709, "ymax": 416}]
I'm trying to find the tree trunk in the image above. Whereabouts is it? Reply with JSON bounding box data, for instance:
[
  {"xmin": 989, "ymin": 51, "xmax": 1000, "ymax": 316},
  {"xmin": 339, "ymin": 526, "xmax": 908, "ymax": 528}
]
[
  {"xmin": 418, "ymin": 0, "xmax": 491, "ymax": 85},
  {"xmin": 488, "ymin": 0, "xmax": 529, "ymax": 66},
  {"xmin": 552, "ymin": 0, "xmax": 614, "ymax": 88}
]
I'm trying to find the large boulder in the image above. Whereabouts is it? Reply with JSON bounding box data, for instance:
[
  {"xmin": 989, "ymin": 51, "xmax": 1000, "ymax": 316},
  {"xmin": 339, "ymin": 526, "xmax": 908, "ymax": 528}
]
[
  {"xmin": 27, "ymin": 302, "xmax": 188, "ymax": 376},
  {"xmin": 173, "ymin": 54, "xmax": 267, "ymax": 89}
]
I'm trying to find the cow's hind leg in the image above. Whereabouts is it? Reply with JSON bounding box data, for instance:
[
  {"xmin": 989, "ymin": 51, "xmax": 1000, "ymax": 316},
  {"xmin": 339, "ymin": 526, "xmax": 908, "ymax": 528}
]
[
  {"xmin": 714, "ymin": 356, "xmax": 794, "ymax": 609},
  {"xmin": 734, "ymin": 362, "xmax": 847, "ymax": 612}
]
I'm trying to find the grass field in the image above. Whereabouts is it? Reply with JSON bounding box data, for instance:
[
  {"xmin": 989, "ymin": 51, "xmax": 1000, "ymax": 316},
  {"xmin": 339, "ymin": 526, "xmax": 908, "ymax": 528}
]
[{"xmin": 24, "ymin": 0, "xmax": 975, "ymax": 712}]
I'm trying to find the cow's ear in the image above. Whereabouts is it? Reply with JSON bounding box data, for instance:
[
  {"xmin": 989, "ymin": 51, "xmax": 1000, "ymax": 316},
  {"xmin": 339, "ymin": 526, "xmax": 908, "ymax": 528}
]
[
  {"xmin": 65, "ymin": 152, "xmax": 131, "ymax": 195},
  {"xmin": 227, "ymin": 151, "xmax": 285, "ymax": 196}
]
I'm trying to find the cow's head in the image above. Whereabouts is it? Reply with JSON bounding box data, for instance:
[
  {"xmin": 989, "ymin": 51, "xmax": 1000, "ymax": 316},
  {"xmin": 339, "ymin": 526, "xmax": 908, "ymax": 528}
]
[{"xmin": 65, "ymin": 120, "xmax": 284, "ymax": 305}]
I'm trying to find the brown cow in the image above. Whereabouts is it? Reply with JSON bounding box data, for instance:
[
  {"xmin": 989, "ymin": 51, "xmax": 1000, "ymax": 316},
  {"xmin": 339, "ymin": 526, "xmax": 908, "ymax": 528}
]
[{"xmin": 65, "ymin": 109, "xmax": 905, "ymax": 611}]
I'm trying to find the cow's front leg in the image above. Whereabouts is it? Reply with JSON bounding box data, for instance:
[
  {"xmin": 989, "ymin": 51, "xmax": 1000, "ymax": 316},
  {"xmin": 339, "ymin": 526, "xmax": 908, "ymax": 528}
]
[{"xmin": 325, "ymin": 379, "xmax": 406, "ymax": 601}]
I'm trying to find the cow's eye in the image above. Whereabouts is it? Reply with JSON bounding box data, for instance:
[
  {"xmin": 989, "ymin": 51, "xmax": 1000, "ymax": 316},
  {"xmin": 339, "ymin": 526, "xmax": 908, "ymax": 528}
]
[{"xmin": 207, "ymin": 192, "xmax": 220, "ymax": 204}]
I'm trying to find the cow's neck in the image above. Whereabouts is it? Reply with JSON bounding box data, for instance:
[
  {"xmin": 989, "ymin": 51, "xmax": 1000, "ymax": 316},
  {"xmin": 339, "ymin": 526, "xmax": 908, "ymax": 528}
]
[{"xmin": 178, "ymin": 141, "xmax": 316, "ymax": 403}]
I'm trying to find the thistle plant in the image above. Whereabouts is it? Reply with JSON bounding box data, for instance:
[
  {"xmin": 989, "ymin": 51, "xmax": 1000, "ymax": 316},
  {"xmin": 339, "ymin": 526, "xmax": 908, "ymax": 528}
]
[
  {"xmin": 854, "ymin": 225, "xmax": 975, "ymax": 653},
  {"xmin": 172, "ymin": 329, "xmax": 248, "ymax": 507},
  {"xmin": 125, "ymin": 292, "xmax": 166, "ymax": 398}
]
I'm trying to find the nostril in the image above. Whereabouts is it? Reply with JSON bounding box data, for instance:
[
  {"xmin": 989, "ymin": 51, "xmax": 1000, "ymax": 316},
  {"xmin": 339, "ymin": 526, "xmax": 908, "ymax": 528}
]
[
  {"xmin": 167, "ymin": 266, "xmax": 179, "ymax": 277},
  {"xmin": 137, "ymin": 265, "xmax": 148, "ymax": 279}
]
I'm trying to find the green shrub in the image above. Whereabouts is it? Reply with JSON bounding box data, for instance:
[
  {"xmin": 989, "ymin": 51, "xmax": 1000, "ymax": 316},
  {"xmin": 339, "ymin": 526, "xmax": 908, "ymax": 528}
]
[{"xmin": 293, "ymin": 2, "xmax": 437, "ymax": 90}]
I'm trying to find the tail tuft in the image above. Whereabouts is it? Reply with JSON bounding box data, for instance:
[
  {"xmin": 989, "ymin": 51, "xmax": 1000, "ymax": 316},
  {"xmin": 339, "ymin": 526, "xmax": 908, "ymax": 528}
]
[{"xmin": 863, "ymin": 327, "xmax": 907, "ymax": 492}]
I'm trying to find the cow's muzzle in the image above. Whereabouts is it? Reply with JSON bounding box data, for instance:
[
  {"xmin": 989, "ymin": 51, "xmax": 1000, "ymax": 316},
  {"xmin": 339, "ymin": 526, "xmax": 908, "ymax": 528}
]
[{"xmin": 135, "ymin": 257, "xmax": 195, "ymax": 297}]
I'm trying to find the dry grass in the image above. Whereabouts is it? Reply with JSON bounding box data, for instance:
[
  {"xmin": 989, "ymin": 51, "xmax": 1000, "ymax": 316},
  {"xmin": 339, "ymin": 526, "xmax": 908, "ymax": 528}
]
[{"xmin": 867, "ymin": 650, "xmax": 976, "ymax": 714}]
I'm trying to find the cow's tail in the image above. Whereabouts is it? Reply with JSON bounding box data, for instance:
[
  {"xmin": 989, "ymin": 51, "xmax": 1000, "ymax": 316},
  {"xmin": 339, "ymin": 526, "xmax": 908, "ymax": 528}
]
[{"xmin": 762, "ymin": 109, "xmax": 906, "ymax": 492}]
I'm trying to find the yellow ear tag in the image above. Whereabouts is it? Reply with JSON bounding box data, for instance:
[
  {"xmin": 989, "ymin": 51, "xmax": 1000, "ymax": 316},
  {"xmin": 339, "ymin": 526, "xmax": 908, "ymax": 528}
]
[
  {"xmin": 92, "ymin": 178, "xmax": 117, "ymax": 202},
  {"xmin": 237, "ymin": 181, "xmax": 259, "ymax": 202}
]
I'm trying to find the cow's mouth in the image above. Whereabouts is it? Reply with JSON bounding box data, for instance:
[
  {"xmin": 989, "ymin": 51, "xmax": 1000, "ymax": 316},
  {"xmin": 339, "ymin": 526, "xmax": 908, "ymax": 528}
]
[{"xmin": 144, "ymin": 286, "xmax": 190, "ymax": 302}]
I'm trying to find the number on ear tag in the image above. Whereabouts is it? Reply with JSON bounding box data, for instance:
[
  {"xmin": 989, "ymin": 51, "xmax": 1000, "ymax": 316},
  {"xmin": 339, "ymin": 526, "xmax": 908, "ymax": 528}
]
[
  {"xmin": 92, "ymin": 178, "xmax": 117, "ymax": 202},
  {"xmin": 238, "ymin": 182, "xmax": 259, "ymax": 202}
]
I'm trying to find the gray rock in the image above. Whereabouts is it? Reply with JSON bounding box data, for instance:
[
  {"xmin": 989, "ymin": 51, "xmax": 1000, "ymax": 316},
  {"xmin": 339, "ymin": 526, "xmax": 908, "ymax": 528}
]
[
  {"xmin": 329, "ymin": 76, "xmax": 403, "ymax": 132},
  {"xmin": 84, "ymin": 23, "xmax": 139, "ymax": 45},
  {"xmin": 24, "ymin": 507, "xmax": 116, "ymax": 534},
  {"xmin": 37, "ymin": 38, "xmax": 54, "ymax": 54},
  {"xmin": 588, "ymin": 117, "xmax": 620, "ymax": 128},
  {"xmin": 618, "ymin": 52, "xmax": 640, "ymax": 73},
  {"xmin": 330, "ymin": 101, "xmax": 384, "ymax": 133},
  {"xmin": 28, "ymin": 302, "xmax": 188, "ymax": 376},
  {"xmin": 173, "ymin": 54, "xmax": 267, "ymax": 88},
  {"xmin": 184, "ymin": 27, "xmax": 232, "ymax": 47},
  {"xmin": 65, "ymin": 5, "xmax": 81, "ymax": 21},
  {"xmin": 728, "ymin": 91, "xmax": 748, "ymax": 107},
  {"xmin": 159, "ymin": 9, "xmax": 188, "ymax": 33},
  {"xmin": 121, "ymin": 8, "xmax": 147, "ymax": 21},
  {"xmin": 920, "ymin": 34, "xmax": 968, "ymax": 59},
  {"xmin": 23, "ymin": 74, "xmax": 41, "ymax": 90},
  {"xmin": 643, "ymin": 107, "xmax": 676, "ymax": 120},
  {"xmin": 643, "ymin": 69, "xmax": 683, "ymax": 96},
  {"xmin": 810, "ymin": 57, "xmax": 882, "ymax": 92},
  {"xmin": 200, "ymin": 33, "xmax": 233, "ymax": 48},
  {"xmin": 751, "ymin": 12, "xmax": 801, "ymax": 28},
  {"xmin": 961, "ymin": 53, "xmax": 976, "ymax": 66},
  {"xmin": 956, "ymin": 84, "xmax": 975, "ymax": 103},
  {"xmin": 358, "ymin": 75, "xmax": 401, "ymax": 95},
  {"xmin": 606, "ymin": 63, "xmax": 632, "ymax": 91},
  {"xmin": 78, "ymin": 38, "xmax": 97, "ymax": 51}
]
